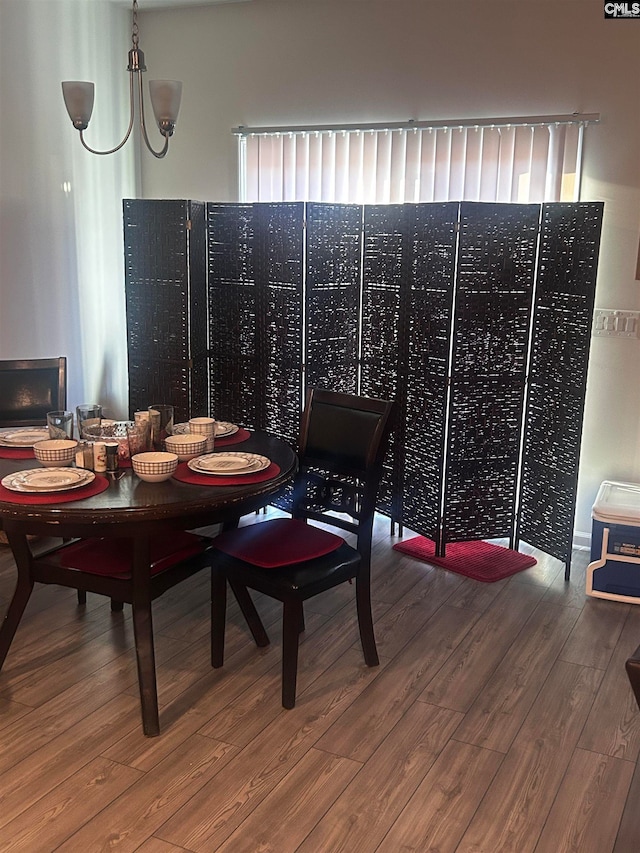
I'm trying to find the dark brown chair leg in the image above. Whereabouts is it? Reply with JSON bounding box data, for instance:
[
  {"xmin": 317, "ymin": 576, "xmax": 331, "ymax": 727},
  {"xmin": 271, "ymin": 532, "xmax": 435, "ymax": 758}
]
[
  {"xmin": 77, "ymin": 590, "xmax": 87, "ymax": 605},
  {"xmin": 110, "ymin": 599, "xmax": 124, "ymax": 612},
  {"xmin": 282, "ymin": 600, "xmax": 303, "ymax": 709},
  {"xmin": 355, "ymin": 576, "xmax": 379, "ymax": 667},
  {"xmin": 229, "ymin": 579, "xmax": 270, "ymax": 648},
  {"xmin": 626, "ymin": 646, "xmax": 640, "ymax": 710},
  {"xmin": 211, "ymin": 569, "xmax": 227, "ymax": 668}
]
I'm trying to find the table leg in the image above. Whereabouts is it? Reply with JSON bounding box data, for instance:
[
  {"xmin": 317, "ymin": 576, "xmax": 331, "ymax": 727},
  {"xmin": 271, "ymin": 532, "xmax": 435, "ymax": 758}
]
[
  {"xmin": 0, "ymin": 531, "xmax": 34, "ymax": 669},
  {"xmin": 131, "ymin": 537, "xmax": 159, "ymax": 737}
]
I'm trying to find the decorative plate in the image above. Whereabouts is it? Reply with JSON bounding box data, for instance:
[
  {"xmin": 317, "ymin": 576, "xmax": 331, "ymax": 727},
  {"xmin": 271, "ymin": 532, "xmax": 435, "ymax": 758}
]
[
  {"xmin": 0, "ymin": 428, "xmax": 50, "ymax": 448},
  {"xmin": 173, "ymin": 421, "xmax": 239, "ymax": 437},
  {"xmin": 172, "ymin": 423, "xmax": 191, "ymax": 435},
  {"xmin": 1, "ymin": 467, "xmax": 95, "ymax": 493},
  {"xmin": 187, "ymin": 452, "xmax": 270, "ymax": 476},
  {"xmin": 215, "ymin": 421, "xmax": 239, "ymax": 437}
]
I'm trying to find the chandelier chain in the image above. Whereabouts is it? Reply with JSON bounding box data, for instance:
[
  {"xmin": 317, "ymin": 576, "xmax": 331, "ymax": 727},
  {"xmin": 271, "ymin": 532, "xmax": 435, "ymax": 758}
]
[{"xmin": 132, "ymin": 0, "xmax": 139, "ymax": 50}]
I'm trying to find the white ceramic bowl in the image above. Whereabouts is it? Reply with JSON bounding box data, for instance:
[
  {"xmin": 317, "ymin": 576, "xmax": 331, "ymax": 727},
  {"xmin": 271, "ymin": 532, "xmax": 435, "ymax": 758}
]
[
  {"xmin": 164, "ymin": 433, "xmax": 207, "ymax": 461},
  {"xmin": 34, "ymin": 439, "xmax": 78, "ymax": 467},
  {"xmin": 132, "ymin": 451, "xmax": 178, "ymax": 482},
  {"xmin": 188, "ymin": 416, "xmax": 216, "ymax": 436}
]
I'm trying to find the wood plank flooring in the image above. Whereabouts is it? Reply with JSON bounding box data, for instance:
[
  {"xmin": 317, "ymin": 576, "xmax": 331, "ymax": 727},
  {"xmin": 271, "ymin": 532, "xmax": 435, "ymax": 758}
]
[{"xmin": 1, "ymin": 514, "xmax": 640, "ymax": 852}]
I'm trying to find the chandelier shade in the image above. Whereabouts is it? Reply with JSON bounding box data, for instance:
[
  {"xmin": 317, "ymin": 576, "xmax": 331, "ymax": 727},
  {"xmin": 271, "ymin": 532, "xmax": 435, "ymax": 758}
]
[
  {"xmin": 61, "ymin": 0, "xmax": 181, "ymax": 158},
  {"xmin": 61, "ymin": 82, "xmax": 95, "ymax": 131},
  {"xmin": 149, "ymin": 80, "xmax": 183, "ymax": 133}
]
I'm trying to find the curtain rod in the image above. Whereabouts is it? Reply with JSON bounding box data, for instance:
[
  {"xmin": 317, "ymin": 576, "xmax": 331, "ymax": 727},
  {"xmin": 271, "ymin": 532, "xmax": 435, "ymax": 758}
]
[{"xmin": 233, "ymin": 113, "xmax": 600, "ymax": 136}]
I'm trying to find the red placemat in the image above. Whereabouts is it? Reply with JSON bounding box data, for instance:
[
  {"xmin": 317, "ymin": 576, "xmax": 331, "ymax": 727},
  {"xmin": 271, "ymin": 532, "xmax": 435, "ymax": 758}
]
[
  {"xmin": 0, "ymin": 475, "xmax": 110, "ymax": 505},
  {"xmin": 0, "ymin": 447, "xmax": 35, "ymax": 459},
  {"xmin": 215, "ymin": 428, "xmax": 251, "ymax": 447},
  {"xmin": 172, "ymin": 461, "xmax": 281, "ymax": 486}
]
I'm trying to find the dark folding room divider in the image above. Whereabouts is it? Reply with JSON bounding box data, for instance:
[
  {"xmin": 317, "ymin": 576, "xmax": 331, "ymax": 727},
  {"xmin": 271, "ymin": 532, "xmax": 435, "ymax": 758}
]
[{"xmin": 124, "ymin": 199, "xmax": 603, "ymax": 572}]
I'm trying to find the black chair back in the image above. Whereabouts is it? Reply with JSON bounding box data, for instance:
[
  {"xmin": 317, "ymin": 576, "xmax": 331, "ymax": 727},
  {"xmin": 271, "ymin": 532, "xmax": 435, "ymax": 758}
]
[
  {"xmin": 292, "ymin": 388, "xmax": 394, "ymax": 546},
  {"xmin": 0, "ymin": 358, "xmax": 67, "ymax": 426}
]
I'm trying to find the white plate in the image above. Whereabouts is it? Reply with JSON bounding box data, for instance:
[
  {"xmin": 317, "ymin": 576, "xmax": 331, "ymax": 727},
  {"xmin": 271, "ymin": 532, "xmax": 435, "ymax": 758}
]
[
  {"xmin": 187, "ymin": 452, "xmax": 270, "ymax": 476},
  {"xmin": 1, "ymin": 467, "xmax": 95, "ymax": 493},
  {"xmin": 172, "ymin": 422, "xmax": 190, "ymax": 435},
  {"xmin": 0, "ymin": 428, "xmax": 50, "ymax": 448},
  {"xmin": 215, "ymin": 421, "xmax": 239, "ymax": 437},
  {"xmin": 173, "ymin": 421, "xmax": 239, "ymax": 438}
]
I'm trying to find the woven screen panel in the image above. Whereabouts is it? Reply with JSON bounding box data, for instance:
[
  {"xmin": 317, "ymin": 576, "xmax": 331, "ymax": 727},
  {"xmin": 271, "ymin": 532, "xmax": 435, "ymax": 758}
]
[
  {"xmin": 207, "ymin": 203, "xmax": 304, "ymax": 442},
  {"xmin": 207, "ymin": 204, "xmax": 260, "ymax": 428},
  {"xmin": 360, "ymin": 205, "xmax": 406, "ymax": 517},
  {"xmin": 305, "ymin": 203, "xmax": 362, "ymax": 395},
  {"xmin": 400, "ymin": 203, "xmax": 458, "ymax": 538},
  {"xmin": 442, "ymin": 202, "xmax": 539, "ymax": 544},
  {"xmin": 518, "ymin": 202, "xmax": 604, "ymax": 564},
  {"xmin": 257, "ymin": 203, "xmax": 304, "ymax": 444},
  {"xmin": 124, "ymin": 199, "xmax": 203, "ymax": 420}
]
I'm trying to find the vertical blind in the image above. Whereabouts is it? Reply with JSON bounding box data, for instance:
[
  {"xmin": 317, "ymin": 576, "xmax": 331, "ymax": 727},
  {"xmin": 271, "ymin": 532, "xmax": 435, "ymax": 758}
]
[{"xmin": 237, "ymin": 117, "xmax": 593, "ymax": 205}]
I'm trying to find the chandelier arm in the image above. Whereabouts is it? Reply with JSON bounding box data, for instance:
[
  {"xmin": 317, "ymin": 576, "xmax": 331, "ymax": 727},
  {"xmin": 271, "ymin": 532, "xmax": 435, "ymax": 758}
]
[
  {"xmin": 78, "ymin": 73, "xmax": 137, "ymax": 156},
  {"xmin": 137, "ymin": 72, "xmax": 170, "ymax": 159}
]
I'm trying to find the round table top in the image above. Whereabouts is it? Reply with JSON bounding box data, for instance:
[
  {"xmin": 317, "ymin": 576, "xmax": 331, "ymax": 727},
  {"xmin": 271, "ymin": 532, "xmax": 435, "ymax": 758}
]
[{"xmin": 0, "ymin": 431, "xmax": 297, "ymax": 537}]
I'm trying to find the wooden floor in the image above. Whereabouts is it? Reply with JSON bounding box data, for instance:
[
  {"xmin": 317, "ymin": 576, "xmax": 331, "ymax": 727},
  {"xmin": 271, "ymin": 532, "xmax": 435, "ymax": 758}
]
[{"xmin": 1, "ymin": 512, "xmax": 640, "ymax": 852}]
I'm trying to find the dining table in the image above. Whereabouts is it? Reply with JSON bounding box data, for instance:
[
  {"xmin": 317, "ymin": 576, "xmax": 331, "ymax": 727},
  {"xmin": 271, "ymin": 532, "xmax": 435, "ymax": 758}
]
[{"xmin": 0, "ymin": 428, "xmax": 298, "ymax": 734}]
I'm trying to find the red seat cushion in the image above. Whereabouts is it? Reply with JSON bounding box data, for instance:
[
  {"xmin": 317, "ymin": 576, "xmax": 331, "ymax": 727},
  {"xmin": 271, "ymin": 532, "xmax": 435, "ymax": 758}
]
[
  {"xmin": 213, "ymin": 518, "xmax": 344, "ymax": 568},
  {"xmin": 59, "ymin": 531, "xmax": 206, "ymax": 578}
]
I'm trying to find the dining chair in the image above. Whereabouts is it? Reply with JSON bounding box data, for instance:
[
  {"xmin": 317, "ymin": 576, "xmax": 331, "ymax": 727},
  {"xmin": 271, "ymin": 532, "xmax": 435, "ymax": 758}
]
[
  {"xmin": 0, "ymin": 357, "xmax": 68, "ymax": 550},
  {"xmin": 210, "ymin": 388, "xmax": 394, "ymax": 709},
  {"xmin": 0, "ymin": 528, "xmax": 215, "ymax": 736},
  {"xmin": 0, "ymin": 357, "xmax": 67, "ymax": 426}
]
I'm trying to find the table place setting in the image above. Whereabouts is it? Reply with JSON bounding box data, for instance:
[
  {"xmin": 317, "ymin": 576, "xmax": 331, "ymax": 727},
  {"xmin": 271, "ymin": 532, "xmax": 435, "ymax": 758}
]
[
  {"xmin": 0, "ymin": 465, "xmax": 110, "ymax": 504},
  {"xmin": 173, "ymin": 450, "xmax": 281, "ymax": 486},
  {"xmin": 188, "ymin": 452, "xmax": 271, "ymax": 475},
  {"xmin": 0, "ymin": 427, "xmax": 50, "ymax": 458},
  {"xmin": 2, "ymin": 467, "xmax": 95, "ymax": 493},
  {"xmin": 172, "ymin": 419, "xmax": 251, "ymax": 448}
]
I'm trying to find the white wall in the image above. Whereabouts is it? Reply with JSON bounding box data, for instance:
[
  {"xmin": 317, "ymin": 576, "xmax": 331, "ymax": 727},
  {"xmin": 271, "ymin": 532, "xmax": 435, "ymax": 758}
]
[
  {"xmin": 1, "ymin": 0, "xmax": 639, "ymax": 543},
  {"xmin": 0, "ymin": 0, "xmax": 136, "ymax": 417},
  {"xmin": 140, "ymin": 0, "xmax": 640, "ymax": 541}
]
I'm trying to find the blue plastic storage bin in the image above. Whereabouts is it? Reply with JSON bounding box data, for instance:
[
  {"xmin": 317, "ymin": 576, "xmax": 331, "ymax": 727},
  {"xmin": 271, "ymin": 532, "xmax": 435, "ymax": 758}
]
[{"xmin": 587, "ymin": 480, "xmax": 640, "ymax": 604}]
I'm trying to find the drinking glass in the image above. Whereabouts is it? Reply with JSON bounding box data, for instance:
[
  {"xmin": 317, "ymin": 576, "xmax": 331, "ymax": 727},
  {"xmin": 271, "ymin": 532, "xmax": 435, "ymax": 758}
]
[
  {"xmin": 148, "ymin": 404, "xmax": 174, "ymax": 450},
  {"xmin": 76, "ymin": 404, "xmax": 103, "ymax": 439},
  {"xmin": 126, "ymin": 420, "xmax": 151, "ymax": 457},
  {"xmin": 47, "ymin": 410, "xmax": 74, "ymax": 439}
]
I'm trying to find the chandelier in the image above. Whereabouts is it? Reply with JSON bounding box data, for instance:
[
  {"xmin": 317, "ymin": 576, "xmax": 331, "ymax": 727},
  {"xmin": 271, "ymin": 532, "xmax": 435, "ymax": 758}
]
[{"xmin": 61, "ymin": 0, "xmax": 182, "ymax": 159}]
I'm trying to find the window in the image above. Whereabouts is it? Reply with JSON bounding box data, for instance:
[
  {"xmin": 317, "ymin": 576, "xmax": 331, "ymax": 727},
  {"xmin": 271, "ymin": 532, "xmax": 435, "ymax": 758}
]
[{"xmin": 237, "ymin": 114, "xmax": 597, "ymax": 205}]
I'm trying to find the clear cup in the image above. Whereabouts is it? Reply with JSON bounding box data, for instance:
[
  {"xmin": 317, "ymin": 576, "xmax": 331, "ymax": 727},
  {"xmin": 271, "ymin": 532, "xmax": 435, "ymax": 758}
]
[
  {"xmin": 47, "ymin": 410, "xmax": 74, "ymax": 439},
  {"xmin": 76, "ymin": 404, "xmax": 103, "ymax": 439},
  {"xmin": 126, "ymin": 420, "xmax": 151, "ymax": 457},
  {"xmin": 148, "ymin": 404, "xmax": 174, "ymax": 450}
]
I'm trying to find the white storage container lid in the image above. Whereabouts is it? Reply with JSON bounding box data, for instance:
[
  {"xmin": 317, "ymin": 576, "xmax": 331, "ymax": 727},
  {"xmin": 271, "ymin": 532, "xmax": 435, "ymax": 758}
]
[{"xmin": 592, "ymin": 480, "xmax": 640, "ymax": 524}]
